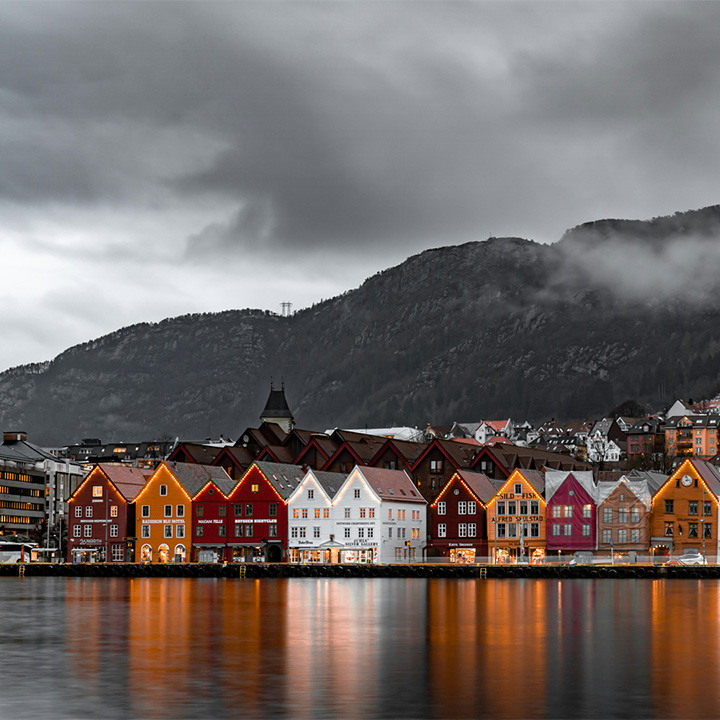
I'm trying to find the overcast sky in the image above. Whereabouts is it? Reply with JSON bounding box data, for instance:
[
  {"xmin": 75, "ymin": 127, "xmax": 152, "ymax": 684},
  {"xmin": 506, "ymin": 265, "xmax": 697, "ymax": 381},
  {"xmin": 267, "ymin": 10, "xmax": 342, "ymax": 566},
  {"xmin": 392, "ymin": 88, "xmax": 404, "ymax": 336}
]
[{"xmin": 2, "ymin": 1, "xmax": 720, "ymax": 371}]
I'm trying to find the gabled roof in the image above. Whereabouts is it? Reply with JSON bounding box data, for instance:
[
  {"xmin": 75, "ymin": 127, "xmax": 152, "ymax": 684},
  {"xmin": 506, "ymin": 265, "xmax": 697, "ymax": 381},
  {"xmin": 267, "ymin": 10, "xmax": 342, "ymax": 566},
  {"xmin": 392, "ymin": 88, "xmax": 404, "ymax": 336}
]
[
  {"xmin": 167, "ymin": 442, "xmax": 224, "ymax": 465},
  {"xmin": 412, "ymin": 438, "xmax": 476, "ymax": 470},
  {"xmin": 195, "ymin": 476, "xmax": 238, "ymax": 499},
  {"xmin": 257, "ymin": 445, "xmax": 296, "ymax": 464},
  {"xmin": 311, "ymin": 470, "xmax": 347, "ymax": 500},
  {"xmin": 657, "ymin": 458, "xmax": 720, "ymax": 501},
  {"xmin": 354, "ymin": 466, "xmax": 426, "ymax": 504},
  {"xmin": 251, "ymin": 461, "xmax": 307, "ymax": 500},
  {"xmin": 74, "ymin": 464, "xmax": 151, "ymax": 503},
  {"xmin": 597, "ymin": 475, "xmax": 655, "ymax": 507},
  {"xmin": 324, "ymin": 436, "xmax": 388, "ymax": 469},
  {"xmin": 211, "ymin": 445, "xmax": 256, "ymax": 468},
  {"xmin": 368, "ymin": 437, "xmax": 426, "ymax": 468},
  {"xmin": 508, "ymin": 468, "xmax": 546, "ymax": 496},
  {"xmin": 455, "ymin": 470, "xmax": 502, "ymax": 505},
  {"xmin": 162, "ymin": 461, "xmax": 232, "ymax": 499},
  {"xmin": 545, "ymin": 471, "xmax": 598, "ymax": 503}
]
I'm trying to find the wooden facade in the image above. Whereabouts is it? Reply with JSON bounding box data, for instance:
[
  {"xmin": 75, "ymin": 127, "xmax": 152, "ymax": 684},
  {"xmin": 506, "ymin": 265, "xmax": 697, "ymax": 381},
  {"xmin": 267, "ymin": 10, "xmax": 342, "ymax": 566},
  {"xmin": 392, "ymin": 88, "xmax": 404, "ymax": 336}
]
[{"xmin": 545, "ymin": 471, "xmax": 598, "ymax": 555}]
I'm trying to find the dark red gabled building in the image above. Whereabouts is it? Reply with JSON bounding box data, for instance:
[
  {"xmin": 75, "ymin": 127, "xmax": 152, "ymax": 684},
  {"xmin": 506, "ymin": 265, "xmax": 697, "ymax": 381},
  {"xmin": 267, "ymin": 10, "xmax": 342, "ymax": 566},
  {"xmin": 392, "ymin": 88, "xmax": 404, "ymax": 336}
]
[
  {"xmin": 167, "ymin": 442, "xmax": 224, "ymax": 466},
  {"xmin": 369, "ymin": 438, "xmax": 425, "ymax": 473},
  {"xmin": 426, "ymin": 470, "xmax": 500, "ymax": 562},
  {"xmin": 225, "ymin": 461, "xmax": 305, "ymax": 562},
  {"xmin": 411, "ymin": 439, "xmax": 476, "ymax": 503},
  {"xmin": 67, "ymin": 464, "xmax": 151, "ymax": 563},
  {"xmin": 293, "ymin": 435, "xmax": 339, "ymax": 470},
  {"xmin": 192, "ymin": 476, "xmax": 238, "ymax": 561},
  {"xmin": 211, "ymin": 445, "xmax": 256, "ymax": 481}
]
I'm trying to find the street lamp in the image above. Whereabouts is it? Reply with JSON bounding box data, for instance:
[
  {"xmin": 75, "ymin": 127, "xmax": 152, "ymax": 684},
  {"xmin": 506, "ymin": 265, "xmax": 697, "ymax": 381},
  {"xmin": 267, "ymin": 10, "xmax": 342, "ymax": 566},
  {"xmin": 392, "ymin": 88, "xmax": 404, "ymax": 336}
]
[
  {"xmin": 519, "ymin": 520, "xmax": 526, "ymax": 563},
  {"xmin": 491, "ymin": 518, "xmax": 497, "ymax": 565}
]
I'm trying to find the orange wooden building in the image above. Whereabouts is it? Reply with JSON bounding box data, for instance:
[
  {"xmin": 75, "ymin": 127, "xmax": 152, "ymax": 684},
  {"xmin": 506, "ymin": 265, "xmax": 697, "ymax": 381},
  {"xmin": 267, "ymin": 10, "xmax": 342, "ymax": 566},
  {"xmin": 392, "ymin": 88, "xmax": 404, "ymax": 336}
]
[
  {"xmin": 486, "ymin": 469, "xmax": 547, "ymax": 564},
  {"xmin": 133, "ymin": 461, "xmax": 231, "ymax": 563},
  {"xmin": 649, "ymin": 458, "xmax": 720, "ymax": 559}
]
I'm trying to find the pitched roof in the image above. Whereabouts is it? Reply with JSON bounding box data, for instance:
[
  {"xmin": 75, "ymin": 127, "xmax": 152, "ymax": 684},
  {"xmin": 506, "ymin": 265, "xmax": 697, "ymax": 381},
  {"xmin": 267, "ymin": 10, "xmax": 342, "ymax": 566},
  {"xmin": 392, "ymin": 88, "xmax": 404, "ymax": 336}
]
[
  {"xmin": 356, "ymin": 466, "xmax": 426, "ymax": 504},
  {"xmin": 253, "ymin": 461, "xmax": 307, "ymax": 499},
  {"xmin": 95, "ymin": 464, "xmax": 152, "ymax": 502},
  {"xmin": 163, "ymin": 461, "xmax": 232, "ymax": 498},
  {"xmin": 311, "ymin": 470, "xmax": 347, "ymax": 499},
  {"xmin": 510, "ymin": 469, "xmax": 546, "ymax": 496},
  {"xmin": 168, "ymin": 442, "xmax": 224, "ymax": 464},
  {"xmin": 545, "ymin": 471, "xmax": 598, "ymax": 503},
  {"xmin": 260, "ymin": 387, "xmax": 294, "ymax": 419},
  {"xmin": 456, "ymin": 470, "xmax": 502, "ymax": 505}
]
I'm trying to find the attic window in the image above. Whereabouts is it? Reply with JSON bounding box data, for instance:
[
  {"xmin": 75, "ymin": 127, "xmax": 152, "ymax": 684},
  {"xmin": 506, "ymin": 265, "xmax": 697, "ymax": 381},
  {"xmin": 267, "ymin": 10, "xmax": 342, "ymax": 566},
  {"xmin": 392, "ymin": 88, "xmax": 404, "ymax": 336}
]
[
  {"xmin": 400, "ymin": 489, "xmax": 406, "ymax": 495},
  {"xmin": 388, "ymin": 488, "xmax": 394, "ymax": 495},
  {"xmin": 410, "ymin": 490, "xmax": 417, "ymax": 496}
]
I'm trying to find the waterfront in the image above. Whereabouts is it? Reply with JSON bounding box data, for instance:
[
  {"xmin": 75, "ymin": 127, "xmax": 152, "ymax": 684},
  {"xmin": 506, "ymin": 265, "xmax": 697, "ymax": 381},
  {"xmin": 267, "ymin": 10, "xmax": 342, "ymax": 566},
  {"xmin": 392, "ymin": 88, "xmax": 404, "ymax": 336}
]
[{"xmin": 1, "ymin": 577, "xmax": 719, "ymax": 719}]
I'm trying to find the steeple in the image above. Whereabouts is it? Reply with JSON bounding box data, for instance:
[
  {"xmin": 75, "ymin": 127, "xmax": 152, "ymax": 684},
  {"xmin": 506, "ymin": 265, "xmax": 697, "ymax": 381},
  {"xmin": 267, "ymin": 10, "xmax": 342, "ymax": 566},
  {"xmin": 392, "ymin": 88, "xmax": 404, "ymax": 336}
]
[{"xmin": 259, "ymin": 381, "xmax": 295, "ymax": 433}]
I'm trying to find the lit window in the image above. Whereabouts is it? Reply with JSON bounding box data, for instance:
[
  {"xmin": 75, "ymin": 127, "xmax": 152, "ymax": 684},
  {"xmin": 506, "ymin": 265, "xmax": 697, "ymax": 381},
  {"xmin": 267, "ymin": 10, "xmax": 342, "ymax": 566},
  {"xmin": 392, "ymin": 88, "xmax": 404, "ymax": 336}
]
[
  {"xmin": 251, "ymin": 484, "xmax": 259, "ymax": 493},
  {"xmin": 582, "ymin": 505, "xmax": 592, "ymax": 518},
  {"xmin": 323, "ymin": 508, "xmax": 330, "ymax": 519},
  {"xmin": 245, "ymin": 504, "xmax": 253, "ymax": 517},
  {"xmin": 92, "ymin": 486, "xmax": 102, "ymax": 498},
  {"xmin": 360, "ymin": 508, "xmax": 366, "ymax": 518},
  {"xmin": 110, "ymin": 505, "xmax": 118, "ymax": 517},
  {"xmin": 564, "ymin": 506, "xmax": 573, "ymax": 518},
  {"xmin": 293, "ymin": 508, "xmax": 299, "ymax": 518},
  {"xmin": 302, "ymin": 508, "xmax": 308, "ymax": 519},
  {"xmin": 299, "ymin": 527, "xmax": 306, "ymax": 538},
  {"xmin": 218, "ymin": 505, "xmax": 226, "ymax": 517}
]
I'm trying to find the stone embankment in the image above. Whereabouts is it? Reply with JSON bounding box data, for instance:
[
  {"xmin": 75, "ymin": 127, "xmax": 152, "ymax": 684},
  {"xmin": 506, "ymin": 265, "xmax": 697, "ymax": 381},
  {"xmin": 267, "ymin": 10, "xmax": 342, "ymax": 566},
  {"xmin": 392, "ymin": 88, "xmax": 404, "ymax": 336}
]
[{"xmin": 0, "ymin": 563, "xmax": 716, "ymax": 579}]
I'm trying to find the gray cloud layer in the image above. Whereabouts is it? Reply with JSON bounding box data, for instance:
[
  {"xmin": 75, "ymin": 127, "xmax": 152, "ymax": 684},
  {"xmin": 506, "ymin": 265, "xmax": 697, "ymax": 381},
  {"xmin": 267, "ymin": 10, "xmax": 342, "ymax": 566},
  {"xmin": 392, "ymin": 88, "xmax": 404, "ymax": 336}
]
[{"xmin": 1, "ymin": 2, "xmax": 720, "ymax": 369}]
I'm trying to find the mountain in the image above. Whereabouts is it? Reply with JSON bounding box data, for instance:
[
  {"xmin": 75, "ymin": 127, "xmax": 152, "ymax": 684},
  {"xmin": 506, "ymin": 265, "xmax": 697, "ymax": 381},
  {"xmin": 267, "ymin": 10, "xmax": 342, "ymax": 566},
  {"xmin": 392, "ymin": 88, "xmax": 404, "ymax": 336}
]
[{"xmin": 4, "ymin": 205, "xmax": 720, "ymax": 446}]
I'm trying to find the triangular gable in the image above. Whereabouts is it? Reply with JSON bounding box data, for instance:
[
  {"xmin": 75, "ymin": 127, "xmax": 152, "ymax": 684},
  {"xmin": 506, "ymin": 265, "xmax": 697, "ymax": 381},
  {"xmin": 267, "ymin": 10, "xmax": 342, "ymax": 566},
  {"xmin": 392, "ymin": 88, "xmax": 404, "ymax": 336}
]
[
  {"xmin": 545, "ymin": 471, "xmax": 597, "ymax": 504},
  {"xmin": 486, "ymin": 468, "xmax": 546, "ymax": 508},
  {"xmin": 430, "ymin": 470, "xmax": 495, "ymax": 508},
  {"xmin": 411, "ymin": 438, "xmax": 472, "ymax": 472},
  {"xmin": 293, "ymin": 437, "xmax": 332, "ymax": 467},
  {"xmin": 333, "ymin": 466, "xmax": 383, "ymax": 506},
  {"xmin": 287, "ymin": 469, "xmax": 335, "ymax": 505},
  {"xmin": 653, "ymin": 458, "xmax": 720, "ymax": 503}
]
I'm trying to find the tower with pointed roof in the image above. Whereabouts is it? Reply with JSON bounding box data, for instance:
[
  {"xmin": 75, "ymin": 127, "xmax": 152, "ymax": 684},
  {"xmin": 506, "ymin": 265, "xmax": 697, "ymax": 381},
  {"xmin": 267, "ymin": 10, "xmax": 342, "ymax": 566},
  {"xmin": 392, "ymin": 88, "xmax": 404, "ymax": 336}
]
[{"xmin": 260, "ymin": 383, "xmax": 295, "ymax": 433}]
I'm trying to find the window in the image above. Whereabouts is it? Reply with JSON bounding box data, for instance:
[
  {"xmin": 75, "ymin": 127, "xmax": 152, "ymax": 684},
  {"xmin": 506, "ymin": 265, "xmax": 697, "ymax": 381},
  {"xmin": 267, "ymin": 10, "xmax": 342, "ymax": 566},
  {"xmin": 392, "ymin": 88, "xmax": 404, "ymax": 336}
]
[
  {"xmin": 430, "ymin": 459, "xmax": 444, "ymax": 473},
  {"xmin": 458, "ymin": 524, "xmax": 467, "ymax": 538},
  {"xmin": 74, "ymin": 505, "xmax": 82, "ymax": 518},
  {"xmin": 563, "ymin": 523, "xmax": 572, "ymax": 536},
  {"xmin": 84, "ymin": 524, "xmax": 92, "ymax": 537},
  {"xmin": 251, "ymin": 484, "xmax": 259, "ymax": 493},
  {"xmin": 689, "ymin": 523, "xmax": 698, "ymax": 538},
  {"xmin": 269, "ymin": 503, "xmax": 277, "ymax": 517},
  {"xmin": 354, "ymin": 489, "xmax": 361, "ymax": 499},
  {"xmin": 519, "ymin": 501, "xmax": 528, "ymax": 516},
  {"xmin": 582, "ymin": 505, "xmax": 592, "ymax": 519},
  {"xmin": 497, "ymin": 501, "xmax": 506, "ymax": 515},
  {"xmin": 631, "ymin": 529, "xmax": 640, "ymax": 543},
  {"xmin": 110, "ymin": 524, "xmax": 118, "ymax": 538},
  {"xmin": 92, "ymin": 486, "xmax": 102, "ymax": 498},
  {"xmin": 234, "ymin": 504, "xmax": 242, "ymax": 517},
  {"xmin": 290, "ymin": 527, "xmax": 298, "ymax": 539},
  {"xmin": 218, "ymin": 525, "xmax": 226, "ymax": 537},
  {"xmin": 531, "ymin": 500, "xmax": 539, "ymax": 515},
  {"xmin": 497, "ymin": 523, "xmax": 506, "ymax": 538},
  {"xmin": 618, "ymin": 508, "xmax": 628, "ymax": 524},
  {"xmin": 618, "ymin": 529, "xmax": 628, "ymax": 543},
  {"xmin": 582, "ymin": 524, "xmax": 590, "ymax": 537},
  {"xmin": 269, "ymin": 523, "xmax": 277, "ymax": 537},
  {"xmin": 602, "ymin": 529, "xmax": 611, "ymax": 544},
  {"xmin": 110, "ymin": 505, "xmax": 118, "ymax": 517},
  {"xmin": 314, "ymin": 508, "xmax": 321, "ymax": 519},
  {"xmin": 245, "ymin": 504, "xmax": 253, "ymax": 517},
  {"xmin": 358, "ymin": 527, "xmax": 365, "ymax": 539},
  {"xmin": 458, "ymin": 501, "xmax": 466, "ymax": 515},
  {"xmin": 111, "ymin": 545, "xmax": 124, "ymax": 562},
  {"xmin": 244, "ymin": 523, "xmax": 253, "ymax": 537},
  {"xmin": 704, "ymin": 501, "xmax": 712, "ymax": 516},
  {"xmin": 530, "ymin": 523, "xmax": 539, "ymax": 537},
  {"xmin": 689, "ymin": 501, "xmax": 698, "ymax": 515},
  {"xmin": 165, "ymin": 505, "xmax": 173, "ymax": 517},
  {"xmin": 302, "ymin": 508, "xmax": 308, "ymax": 519},
  {"xmin": 293, "ymin": 508, "xmax": 299, "ymax": 519},
  {"xmin": 388, "ymin": 509, "xmax": 393, "ymax": 519},
  {"xmin": 176, "ymin": 525, "xmax": 185, "ymax": 538},
  {"xmin": 360, "ymin": 508, "xmax": 366, "ymax": 518},
  {"xmin": 141, "ymin": 525, "xmax": 150, "ymax": 538},
  {"xmin": 73, "ymin": 525, "xmax": 81, "ymax": 537},
  {"xmin": 177, "ymin": 505, "xmax": 185, "ymax": 517},
  {"xmin": 235, "ymin": 523, "xmax": 245, "ymax": 537},
  {"xmin": 218, "ymin": 505, "xmax": 226, "ymax": 517},
  {"xmin": 514, "ymin": 484, "xmax": 522, "ymax": 495},
  {"xmin": 165, "ymin": 525, "xmax": 173, "ymax": 538},
  {"xmin": 323, "ymin": 508, "xmax": 330, "ymax": 519},
  {"xmin": 160, "ymin": 485, "xmax": 167, "ymax": 496},
  {"xmin": 468, "ymin": 523, "xmax": 476, "ymax": 537},
  {"xmin": 142, "ymin": 505, "xmax": 150, "ymax": 518},
  {"xmin": 308, "ymin": 489, "xmax": 314, "ymax": 499},
  {"xmin": 552, "ymin": 505, "xmax": 561, "ymax": 518},
  {"xmin": 437, "ymin": 502, "xmax": 446, "ymax": 515},
  {"xmin": 564, "ymin": 506, "xmax": 573, "ymax": 518},
  {"xmin": 630, "ymin": 507, "xmax": 641, "ymax": 523},
  {"xmin": 85, "ymin": 506, "xmax": 93, "ymax": 518},
  {"xmin": 388, "ymin": 527, "xmax": 393, "ymax": 538},
  {"xmin": 507, "ymin": 523, "xmax": 517, "ymax": 538},
  {"xmin": 552, "ymin": 524, "xmax": 561, "ymax": 537},
  {"xmin": 344, "ymin": 527, "xmax": 351, "ymax": 539},
  {"xmin": 665, "ymin": 500, "xmax": 674, "ymax": 514},
  {"xmin": 603, "ymin": 508, "xmax": 612, "ymax": 523},
  {"xmin": 507, "ymin": 501, "xmax": 516, "ymax": 515},
  {"xmin": 664, "ymin": 522, "xmax": 673, "ymax": 536},
  {"xmin": 705, "ymin": 523, "xmax": 713, "ymax": 538},
  {"xmin": 369, "ymin": 508, "xmax": 375, "ymax": 518}
]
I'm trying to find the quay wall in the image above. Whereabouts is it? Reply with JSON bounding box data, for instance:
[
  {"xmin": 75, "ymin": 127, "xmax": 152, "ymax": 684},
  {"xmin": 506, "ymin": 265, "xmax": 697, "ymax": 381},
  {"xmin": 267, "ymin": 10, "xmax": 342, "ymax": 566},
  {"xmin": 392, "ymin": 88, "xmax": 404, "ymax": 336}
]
[{"xmin": 0, "ymin": 563, "xmax": 717, "ymax": 580}]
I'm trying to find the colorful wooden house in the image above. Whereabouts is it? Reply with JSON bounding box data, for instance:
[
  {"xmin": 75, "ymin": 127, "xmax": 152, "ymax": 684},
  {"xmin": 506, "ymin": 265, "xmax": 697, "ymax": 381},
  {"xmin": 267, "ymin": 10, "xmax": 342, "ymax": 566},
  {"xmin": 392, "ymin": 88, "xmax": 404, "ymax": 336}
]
[
  {"xmin": 486, "ymin": 469, "xmax": 546, "ymax": 564},
  {"xmin": 426, "ymin": 470, "xmax": 500, "ymax": 563},
  {"xmin": 410, "ymin": 439, "xmax": 476, "ymax": 503},
  {"xmin": 649, "ymin": 458, "xmax": 720, "ymax": 559},
  {"xmin": 67, "ymin": 464, "xmax": 150, "ymax": 563},
  {"xmin": 545, "ymin": 471, "xmax": 598, "ymax": 556},
  {"xmin": 225, "ymin": 462, "xmax": 305, "ymax": 562},
  {"xmin": 133, "ymin": 461, "xmax": 230, "ymax": 563},
  {"xmin": 597, "ymin": 471, "xmax": 665, "ymax": 556},
  {"xmin": 191, "ymin": 475, "xmax": 238, "ymax": 562}
]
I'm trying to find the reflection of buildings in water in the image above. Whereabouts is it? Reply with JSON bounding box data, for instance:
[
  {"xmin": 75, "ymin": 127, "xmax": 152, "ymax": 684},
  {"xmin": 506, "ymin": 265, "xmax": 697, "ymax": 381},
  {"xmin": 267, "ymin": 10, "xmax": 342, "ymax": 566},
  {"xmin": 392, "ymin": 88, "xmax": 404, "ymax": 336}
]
[{"xmin": 427, "ymin": 580, "xmax": 549, "ymax": 717}]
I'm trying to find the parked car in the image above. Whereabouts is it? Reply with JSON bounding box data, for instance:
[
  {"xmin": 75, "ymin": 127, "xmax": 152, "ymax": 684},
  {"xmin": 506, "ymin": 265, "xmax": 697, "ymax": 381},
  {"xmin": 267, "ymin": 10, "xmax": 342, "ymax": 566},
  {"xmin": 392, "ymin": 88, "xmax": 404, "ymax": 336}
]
[{"xmin": 665, "ymin": 553, "xmax": 707, "ymax": 566}]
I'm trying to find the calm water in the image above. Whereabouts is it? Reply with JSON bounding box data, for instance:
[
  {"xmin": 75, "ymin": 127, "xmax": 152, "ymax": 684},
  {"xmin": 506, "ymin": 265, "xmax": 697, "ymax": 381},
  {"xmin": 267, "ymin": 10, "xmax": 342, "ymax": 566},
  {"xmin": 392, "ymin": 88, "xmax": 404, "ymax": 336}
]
[{"xmin": 0, "ymin": 576, "xmax": 717, "ymax": 719}]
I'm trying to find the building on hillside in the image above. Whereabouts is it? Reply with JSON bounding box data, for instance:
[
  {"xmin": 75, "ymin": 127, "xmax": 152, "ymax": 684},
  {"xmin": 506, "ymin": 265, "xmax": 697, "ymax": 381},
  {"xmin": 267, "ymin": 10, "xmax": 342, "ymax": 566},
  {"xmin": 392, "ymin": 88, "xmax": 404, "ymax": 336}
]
[
  {"xmin": 133, "ymin": 461, "xmax": 230, "ymax": 563},
  {"xmin": 427, "ymin": 470, "xmax": 500, "ymax": 563},
  {"xmin": 225, "ymin": 462, "xmax": 305, "ymax": 562},
  {"xmin": 287, "ymin": 469, "xmax": 346, "ymax": 563},
  {"xmin": 191, "ymin": 475, "xmax": 237, "ymax": 562},
  {"xmin": 67, "ymin": 464, "xmax": 150, "ymax": 563},
  {"xmin": 486, "ymin": 469, "xmax": 546, "ymax": 564},
  {"xmin": 649, "ymin": 458, "xmax": 720, "ymax": 560},
  {"xmin": 333, "ymin": 466, "xmax": 426, "ymax": 564},
  {"xmin": 626, "ymin": 418, "xmax": 666, "ymax": 464},
  {"xmin": 596, "ymin": 471, "xmax": 665, "ymax": 557},
  {"xmin": 544, "ymin": 471, "xmax": 598, "ymax": 556},
  {"xmin": 665, "ymin": 415, "xmax": 720, "ymax": 460}
]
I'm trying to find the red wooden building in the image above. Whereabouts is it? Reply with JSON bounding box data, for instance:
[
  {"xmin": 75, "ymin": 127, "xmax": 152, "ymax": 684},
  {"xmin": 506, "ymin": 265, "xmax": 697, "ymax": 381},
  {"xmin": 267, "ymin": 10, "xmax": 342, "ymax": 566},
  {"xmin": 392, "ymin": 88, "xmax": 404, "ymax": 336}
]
[
  {"xmin": 67, "ymin": 464, "xmax": 150, "ymax": 563},
  {"xmin": 225, "ymin": 461, "xmax": 305, "ymax": 562},
  {"xmin": 191, "ymin": 476, "xmax": 238, "ymax": 561}
]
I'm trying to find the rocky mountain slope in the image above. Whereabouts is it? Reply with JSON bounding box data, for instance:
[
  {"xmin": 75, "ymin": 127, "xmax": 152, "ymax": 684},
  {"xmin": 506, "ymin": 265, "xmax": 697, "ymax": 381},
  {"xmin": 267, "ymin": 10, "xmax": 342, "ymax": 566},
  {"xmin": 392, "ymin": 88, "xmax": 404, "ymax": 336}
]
[{"xmin": 3, "ymin": 205, "xmax": 720, "ymax": 445}]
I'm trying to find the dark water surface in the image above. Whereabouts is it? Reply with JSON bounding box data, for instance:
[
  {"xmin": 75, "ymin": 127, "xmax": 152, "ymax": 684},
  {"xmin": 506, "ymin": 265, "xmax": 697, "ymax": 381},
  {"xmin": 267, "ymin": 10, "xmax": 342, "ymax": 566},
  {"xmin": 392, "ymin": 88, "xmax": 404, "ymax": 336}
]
[{"xmin": 0, "ymin": 577, "xmax": 716, "ymax": 719}]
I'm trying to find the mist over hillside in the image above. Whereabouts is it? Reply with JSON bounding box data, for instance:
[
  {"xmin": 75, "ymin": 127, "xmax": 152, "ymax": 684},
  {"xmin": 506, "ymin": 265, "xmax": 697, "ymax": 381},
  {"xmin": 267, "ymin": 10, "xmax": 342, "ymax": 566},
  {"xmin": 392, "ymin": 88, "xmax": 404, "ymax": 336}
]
[{"xmin": 3, "ymin": 205, "xmax": 720, "ymax": 446}]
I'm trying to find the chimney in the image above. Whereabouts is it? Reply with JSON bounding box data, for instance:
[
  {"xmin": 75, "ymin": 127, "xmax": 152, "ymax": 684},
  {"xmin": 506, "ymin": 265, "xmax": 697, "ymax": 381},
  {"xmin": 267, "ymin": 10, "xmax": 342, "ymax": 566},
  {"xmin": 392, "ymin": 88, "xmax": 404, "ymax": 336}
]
[{"xmin": 3, "ymin": 431, "xmax": 27, "ymax": 444}]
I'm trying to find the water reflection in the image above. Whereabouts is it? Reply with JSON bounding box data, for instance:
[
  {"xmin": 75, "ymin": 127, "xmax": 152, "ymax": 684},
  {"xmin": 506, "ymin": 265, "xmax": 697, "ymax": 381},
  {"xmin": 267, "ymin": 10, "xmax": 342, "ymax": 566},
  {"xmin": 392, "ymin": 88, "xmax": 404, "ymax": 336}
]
[{"xmin": 0, "ymin": 577, "xmax": 719, "ymax": 717}]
